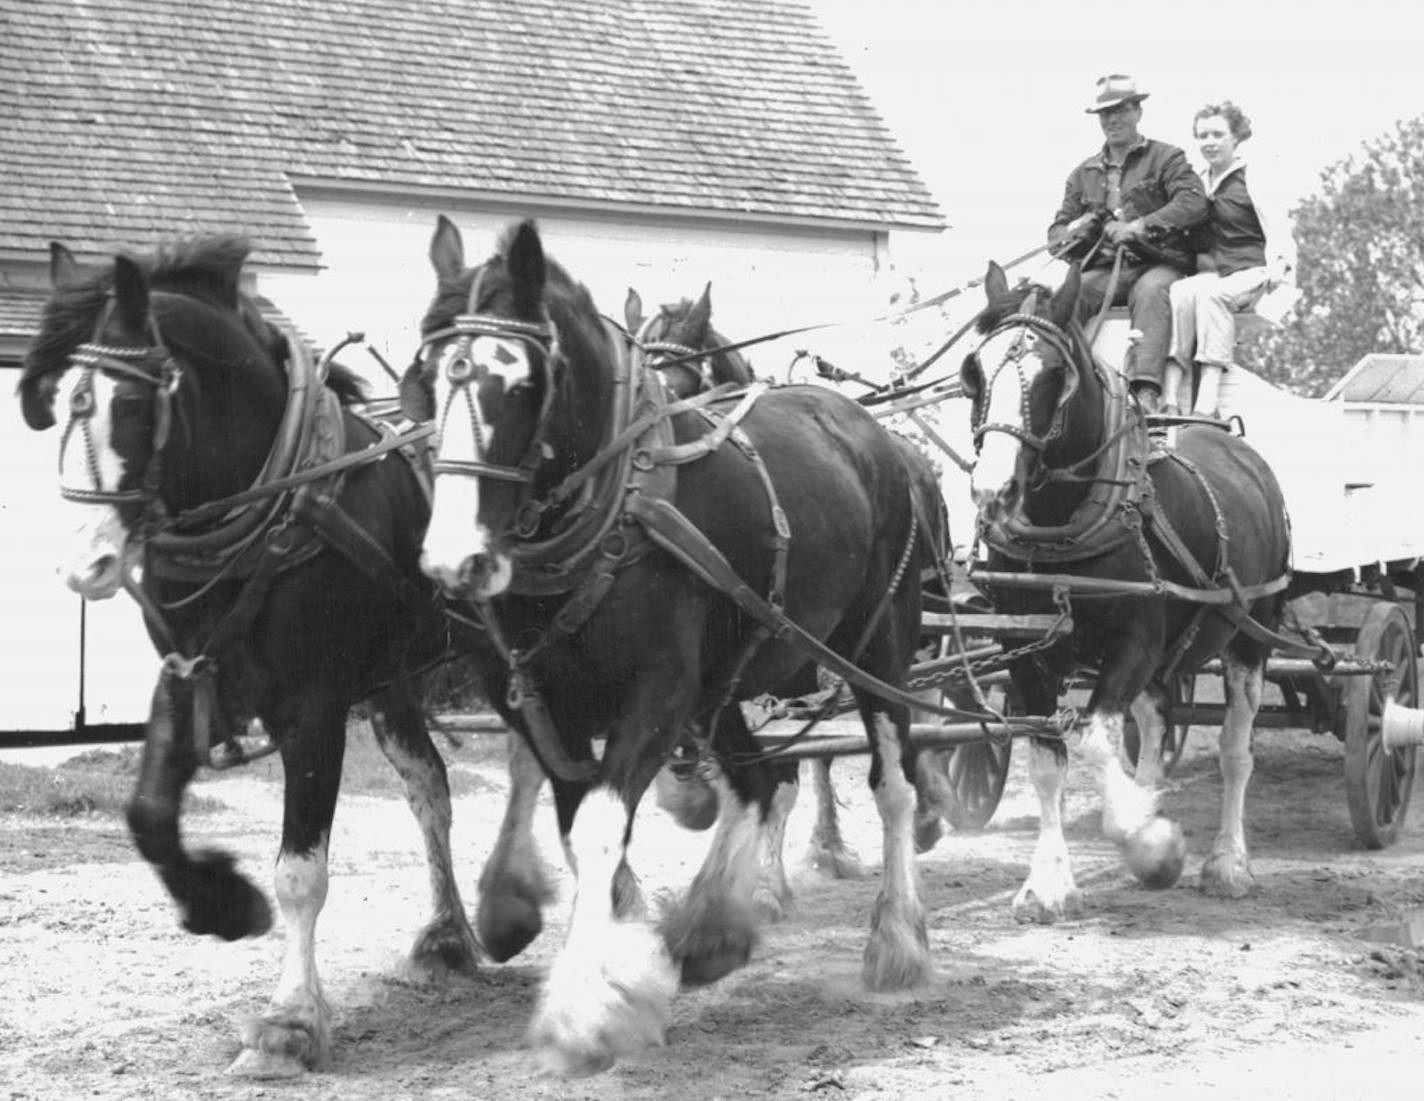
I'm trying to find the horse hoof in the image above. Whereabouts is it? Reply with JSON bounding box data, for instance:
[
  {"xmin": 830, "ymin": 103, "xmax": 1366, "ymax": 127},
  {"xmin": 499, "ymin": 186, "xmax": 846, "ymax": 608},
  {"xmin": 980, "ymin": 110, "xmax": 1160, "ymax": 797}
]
[
  {"xmin": 1123, "ymin": 816, "xmax": 1186, "ymax": 890},
  {"xmin": 478, "ymin": 892, "xmax": 544, "ymax": 963},
  {"xmin": 230, "ymin": 1008, "xmax": 329, "ymax": 1078},
  {"xmin": 914, "ymin": 813, "xmax": 944, "ymax": 854},
  {"xmin": 1011, "ymin": 887, "xmax": 1076, "ymax": 925},
  {"xmin": 653, "ymin": 767, "xmax": 719, "ymax": 831},
  {"xmin": 677, "ymin": 933, "xmax": 754, "ymax": 987},
  {"xmin": 1200, "ymin": 853, "xmax": 1255, "ymax": 899},
  {"xmin": 182, "ymin": 850, "xmax": 272, "ymax": 940},
  {"xmin": 226, "ymin": 1049, "xmax": 309, "ymax": 1079},
  {"xmin": 807, "ymin": 843, "xmax": 865, "ymax": 880},
  {"xmin": 409, "ymin": 912, "xmax": 482, "ymax": 977}
]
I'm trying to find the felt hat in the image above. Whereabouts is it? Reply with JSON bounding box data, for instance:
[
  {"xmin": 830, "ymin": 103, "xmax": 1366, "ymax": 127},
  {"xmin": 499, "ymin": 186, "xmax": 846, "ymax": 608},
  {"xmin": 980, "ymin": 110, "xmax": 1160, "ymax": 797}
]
[{"xmin": 1086, "ymin": 74, "xmax": 1149, "ymax": 113}]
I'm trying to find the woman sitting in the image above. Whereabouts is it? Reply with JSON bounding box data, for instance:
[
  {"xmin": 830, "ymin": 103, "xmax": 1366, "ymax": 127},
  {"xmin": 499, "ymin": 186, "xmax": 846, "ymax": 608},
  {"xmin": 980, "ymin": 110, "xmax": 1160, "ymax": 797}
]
[{"xmin": 1163, "ymin": 101, "xmax": 1295, "ymax": 417}]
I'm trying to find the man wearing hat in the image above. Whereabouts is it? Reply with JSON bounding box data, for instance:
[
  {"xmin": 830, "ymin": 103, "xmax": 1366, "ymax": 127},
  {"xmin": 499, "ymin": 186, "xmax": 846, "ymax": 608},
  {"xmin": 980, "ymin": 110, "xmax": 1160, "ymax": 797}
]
[{"xmin": 1048, "ymin": 74, "xmax": 1208, "ymax": 413}]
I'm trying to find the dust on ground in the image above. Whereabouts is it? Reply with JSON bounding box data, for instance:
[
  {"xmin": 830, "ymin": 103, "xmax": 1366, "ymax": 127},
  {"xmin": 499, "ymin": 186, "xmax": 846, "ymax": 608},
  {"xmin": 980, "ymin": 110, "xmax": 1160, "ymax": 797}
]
[{"xmin": 1, "ymin": 721, "xmax": 1422, "ymax": 1100}]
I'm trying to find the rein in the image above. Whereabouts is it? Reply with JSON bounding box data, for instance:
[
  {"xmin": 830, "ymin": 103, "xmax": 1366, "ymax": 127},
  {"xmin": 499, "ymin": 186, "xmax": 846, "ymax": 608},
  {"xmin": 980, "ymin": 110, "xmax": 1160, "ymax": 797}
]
[{"xmin": 62, "ymin": 306, "xmax": 438, "ymax": 768}]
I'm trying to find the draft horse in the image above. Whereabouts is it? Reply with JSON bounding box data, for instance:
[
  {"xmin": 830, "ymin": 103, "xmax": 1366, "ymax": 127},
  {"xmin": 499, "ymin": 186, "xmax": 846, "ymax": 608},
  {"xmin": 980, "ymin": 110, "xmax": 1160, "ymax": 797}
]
[
  {"xmin": 624, "ymin": 285, "xmax": 965, "ymax": 868},
  {"xmin": 961, "ymin": 260, "xmax": 1291, "ymax": 921},
  {"xmin": 407, "ymin": 216, "xmax": 935, "ymax": 1074},
  {"xmin": 18, "ymin": 237, "xmax": 490, "ymax": 1077}
]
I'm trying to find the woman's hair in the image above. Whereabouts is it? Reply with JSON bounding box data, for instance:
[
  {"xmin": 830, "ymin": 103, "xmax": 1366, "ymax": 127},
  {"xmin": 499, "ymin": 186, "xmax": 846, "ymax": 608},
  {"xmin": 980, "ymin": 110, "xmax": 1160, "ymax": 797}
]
[{"xmin": 1193, "ymin": 101, "xmax": 1252, "ymax": 142}]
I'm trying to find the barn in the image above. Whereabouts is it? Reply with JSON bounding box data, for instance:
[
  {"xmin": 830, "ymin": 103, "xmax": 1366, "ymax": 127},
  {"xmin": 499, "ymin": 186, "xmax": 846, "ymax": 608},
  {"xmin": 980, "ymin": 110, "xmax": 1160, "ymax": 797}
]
[{"xmin": 0, "ymin": 0, "xmax": 944, "ymax": 734}]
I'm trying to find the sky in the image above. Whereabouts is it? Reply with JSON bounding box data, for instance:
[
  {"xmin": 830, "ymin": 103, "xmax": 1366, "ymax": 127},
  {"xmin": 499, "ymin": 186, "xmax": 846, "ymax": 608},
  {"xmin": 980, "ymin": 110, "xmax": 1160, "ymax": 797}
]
[{"xmin": 809, "ymin": 0, "xmax": 1424, "ymax": 286}]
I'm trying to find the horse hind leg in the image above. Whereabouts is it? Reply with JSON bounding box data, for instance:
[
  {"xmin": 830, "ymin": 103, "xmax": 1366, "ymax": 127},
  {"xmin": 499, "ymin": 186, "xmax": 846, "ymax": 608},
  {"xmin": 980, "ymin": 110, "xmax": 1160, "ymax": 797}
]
[
  {"xmin": 367, "ymin": 682, "xmax": 483, "ymax": 978},
  {"xmin": 807, "ymin": 756, "xmax": 866, "ymax": 878},
  {"xmin": 477, "ymin": 730, "xmax": 557, "ymax": 961},
  {"xmin": 860, "ymin": 699, "xmax": 931, "ymax": 990},
  {"xmin": 1200, "ymin": 649, "xmax": 1263, "ymax": 897}
]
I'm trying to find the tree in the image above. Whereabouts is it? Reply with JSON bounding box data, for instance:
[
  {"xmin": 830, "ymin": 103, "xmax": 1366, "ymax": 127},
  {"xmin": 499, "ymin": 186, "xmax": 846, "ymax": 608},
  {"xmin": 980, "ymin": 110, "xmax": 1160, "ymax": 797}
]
[{"xmin": 1247, "ymin": 116, "xmax": 1424, "ymax": 396}]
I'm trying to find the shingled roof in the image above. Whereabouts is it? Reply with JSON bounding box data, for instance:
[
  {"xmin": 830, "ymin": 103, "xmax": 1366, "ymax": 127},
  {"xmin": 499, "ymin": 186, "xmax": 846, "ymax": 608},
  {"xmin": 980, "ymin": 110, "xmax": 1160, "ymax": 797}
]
[
  {"xmin": 1323, "ymin": 354, "xmax": 1424, "ymax": 405},
  {"xmin": 1, "ymin": 0, "xmax": 943, "ymax": 273}
]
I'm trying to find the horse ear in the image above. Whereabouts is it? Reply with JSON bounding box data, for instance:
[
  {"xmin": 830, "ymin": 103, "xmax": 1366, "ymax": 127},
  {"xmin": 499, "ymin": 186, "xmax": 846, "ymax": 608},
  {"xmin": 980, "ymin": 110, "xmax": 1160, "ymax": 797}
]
[
  {"xmin": 429, "ymin": 215, "xmax": 466, "ymax": 284},
  {"xmin": 507, "ymin": 220, "xmax": 547, "ymax": 315},
  {"xmin": 112, "ymin": 255, "xmax": 150, "ymax": 337},
  {"xmin": 49, "ymin": 242, "xmax": 82, "ymax": 289},
  {"xmin": 1048, "ymin": 262, "xmax": 1082, "ymax": 329},
  {"xmin": 398, "ymin": 358, "xmax": 434, "ymax": 422},
  {"xmin": 687, "ymin": 282, "xmax": 713, "ymax": 335},
  {"xmin": 624, "ymin": 287, "xmax": 644, "ymax": 332},
  {"xmin": 984, "ymin": 261, "xmax": 1009, "ymax": 302}
]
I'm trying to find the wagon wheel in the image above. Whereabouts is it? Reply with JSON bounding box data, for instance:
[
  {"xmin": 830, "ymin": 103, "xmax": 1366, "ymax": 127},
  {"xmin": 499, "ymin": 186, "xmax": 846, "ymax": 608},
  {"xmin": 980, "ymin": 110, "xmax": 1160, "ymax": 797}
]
[
  {"xmin": 941, "ymin": 689, "xmax": 1015, "ymax": 830},
  {"xmin": 1341, "ymin": 603, "xmax": 1418, "ymax": 849},
  {"xmin": 920, "ymin": 642, "xmax": 1014, "ymax": 830},
  {"xmin": 1122, "ymin": 673, "xmax": 1195, "ymax": 776}
]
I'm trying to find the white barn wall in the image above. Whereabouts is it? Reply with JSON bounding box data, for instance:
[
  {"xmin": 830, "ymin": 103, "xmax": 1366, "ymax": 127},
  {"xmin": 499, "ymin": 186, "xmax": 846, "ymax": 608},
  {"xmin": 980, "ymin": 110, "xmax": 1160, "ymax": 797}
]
[
  {"xmin": 262, "ymin": 195, "xmax": 901, "ymax": 394},
  {"xmin": 0, "ymin": 390, "xmax": 156, "ymax": 729}
]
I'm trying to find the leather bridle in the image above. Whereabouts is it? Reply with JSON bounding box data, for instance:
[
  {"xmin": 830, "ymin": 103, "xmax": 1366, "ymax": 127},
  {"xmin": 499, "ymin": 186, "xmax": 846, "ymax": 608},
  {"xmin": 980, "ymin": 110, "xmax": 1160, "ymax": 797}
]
[
  {"xmin": 634, "ymin": 312, "xmax": 713, "ymax": 393},
  {"xmin": 58, "ymin": 306, "xmax": 179, "ymax": 518},
  {"xmin": 969, "ymin": 307, "xmax": 1082, "ymax": 462},
  {"xmin": 418, "ymin": 265, "xmax": 557, "ymax": 489}
]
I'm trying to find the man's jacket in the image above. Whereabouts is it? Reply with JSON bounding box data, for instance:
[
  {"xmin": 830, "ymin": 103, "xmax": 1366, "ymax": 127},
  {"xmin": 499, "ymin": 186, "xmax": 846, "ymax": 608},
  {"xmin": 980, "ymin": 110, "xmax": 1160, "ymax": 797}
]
[{"xmin": 1048, "ymin": 137, "xmax": 1208, "ymax": 272}]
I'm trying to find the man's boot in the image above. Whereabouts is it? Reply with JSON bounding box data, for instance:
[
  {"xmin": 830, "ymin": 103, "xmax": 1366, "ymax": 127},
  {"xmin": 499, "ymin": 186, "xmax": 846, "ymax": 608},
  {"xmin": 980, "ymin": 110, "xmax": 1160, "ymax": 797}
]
[{"xmin": 1131, "ymin": 381, "xmax": 1162, "ymax": 416}]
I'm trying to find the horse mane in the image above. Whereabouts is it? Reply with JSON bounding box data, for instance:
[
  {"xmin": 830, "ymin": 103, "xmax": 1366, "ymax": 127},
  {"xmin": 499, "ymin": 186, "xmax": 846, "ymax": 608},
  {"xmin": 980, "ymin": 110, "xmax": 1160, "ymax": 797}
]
[{"xmin": 22, "ymin": 234, "xmax": 366, "ymax": 405}]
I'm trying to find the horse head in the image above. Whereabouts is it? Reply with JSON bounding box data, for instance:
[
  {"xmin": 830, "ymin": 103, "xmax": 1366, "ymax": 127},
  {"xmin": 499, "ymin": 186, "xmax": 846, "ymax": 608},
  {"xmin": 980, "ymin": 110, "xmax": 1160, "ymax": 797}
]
[
  {"xmin": 19, "ymin": 237, "xmax": 290, "ymax": 598},
  {"xmin": 625, "ymin": 282, "xmax": 751, "ymax": 398},
  {"xmin": 408, "ymin": 215, "xmax": 614, "ymax": 600},
  {"xmin": 960, "ymin": 261, "xmax": 1103, "ymax": 526}
]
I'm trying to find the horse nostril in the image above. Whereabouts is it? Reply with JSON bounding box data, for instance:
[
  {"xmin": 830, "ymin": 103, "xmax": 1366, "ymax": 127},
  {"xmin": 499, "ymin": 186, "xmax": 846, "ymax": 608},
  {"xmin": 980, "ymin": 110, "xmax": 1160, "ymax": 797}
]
[{"xmin": 91, "ymin": 554, "xmax": 118, "ymax": 581}]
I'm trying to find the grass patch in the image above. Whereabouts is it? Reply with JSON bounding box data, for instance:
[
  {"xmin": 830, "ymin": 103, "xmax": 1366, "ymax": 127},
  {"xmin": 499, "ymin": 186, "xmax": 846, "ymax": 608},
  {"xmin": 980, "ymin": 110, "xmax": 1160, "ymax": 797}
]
[
  {"xmin": 0, "ymin": 746, "xmax": 226, "ymax": 819},
  {"xmin": 228, "ymin": 716, "xmax": 508, "ymax": 799}
]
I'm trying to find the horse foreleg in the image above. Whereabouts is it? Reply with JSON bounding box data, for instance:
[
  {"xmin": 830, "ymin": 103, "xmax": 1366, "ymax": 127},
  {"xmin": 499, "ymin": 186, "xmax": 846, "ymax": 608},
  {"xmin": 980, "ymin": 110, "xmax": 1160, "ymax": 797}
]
[
  {"xmin": 1129, "ymin": 689, "xmax": 1167, "ymax": 789},
  {"xmin": 1080, "ymin": 712, "xmax": 1186, "ymax": 890},
  {"xmin": 807, "ymin": 757, "xmax": 865, "ymax": 878},
  {"xmin": 367, "ymin": 684, "xmax": 481, "ymax": 979},
  {"xmin": 660, "ymin": 767, "xmax": 766, "ymax": 985},
  {"xmin": 229, "ymin": 710, "xmax": 344, "ymax": 1078},
  {"xmin": 862, "ymin": 707, "xmax": 931, "ymax": 990},
  {"xmin": 477, "ymin": 731, "xmax": 556, "ymax": 961},
  {"xmin": 1201, "ymin": 655, "xmax": 1261, "ymax": 897},
  {"xmin": 530, "ymin": 787, "xmax": 678, "ymax": 1077},
  {"xmin": 1012, "ymin": 736, "xmax": 1080, "ymax": 923}
]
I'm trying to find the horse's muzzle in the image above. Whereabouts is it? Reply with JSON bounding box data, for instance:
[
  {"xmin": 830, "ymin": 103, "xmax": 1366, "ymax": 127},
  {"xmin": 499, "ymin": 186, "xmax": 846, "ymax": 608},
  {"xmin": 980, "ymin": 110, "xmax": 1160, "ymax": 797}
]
[{"xmin": 421, "ymin": 548, "xmax": 512, "ymax": 601}]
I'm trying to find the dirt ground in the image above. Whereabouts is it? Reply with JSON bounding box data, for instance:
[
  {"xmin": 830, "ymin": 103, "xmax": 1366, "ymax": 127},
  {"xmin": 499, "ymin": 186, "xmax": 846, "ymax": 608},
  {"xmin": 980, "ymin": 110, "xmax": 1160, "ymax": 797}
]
[{"xmin": 1, "ymin": 717, "xmax": 1422, "ymax": 1101}]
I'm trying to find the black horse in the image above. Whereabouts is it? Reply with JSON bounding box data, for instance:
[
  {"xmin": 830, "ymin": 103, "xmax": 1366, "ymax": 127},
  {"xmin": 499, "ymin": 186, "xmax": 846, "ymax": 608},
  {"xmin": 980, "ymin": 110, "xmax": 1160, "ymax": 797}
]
[
  {"xmin": 18, "ymin": 237, "xmax": 488, "ymax": 1077},
  {"xmin": 960, "ymin": 261, "xmax": 1291, "ymax": 921},
  {"xmin": 405, "ymin": 216, "xmax": 936, "ymax": 1074},
  {"xmin": 624, "ymin": 282, "xmax": 755, "ymax": 399},
  {"xmin": 624, "ymin": 285, "xmax": 968, "ymax": 869}
]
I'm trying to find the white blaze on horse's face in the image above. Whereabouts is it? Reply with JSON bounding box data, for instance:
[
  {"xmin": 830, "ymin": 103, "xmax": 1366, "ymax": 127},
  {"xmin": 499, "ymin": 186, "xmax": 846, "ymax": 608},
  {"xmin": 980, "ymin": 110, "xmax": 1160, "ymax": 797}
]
[
  {"xmin": 420, "ymin": 334, "xmax": 533, "ymax": 599},
  {"xmin": 53, "ymin": 369, "xmax": 131, "ymax": 600},
  {"xmin": 970, "ymin": 328, "xmax": 1042, "ymax": 513}
]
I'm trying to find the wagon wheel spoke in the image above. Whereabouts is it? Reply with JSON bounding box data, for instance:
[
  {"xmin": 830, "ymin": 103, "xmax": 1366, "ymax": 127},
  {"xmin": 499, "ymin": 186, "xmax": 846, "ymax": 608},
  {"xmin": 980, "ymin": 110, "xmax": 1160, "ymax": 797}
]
[{"xmin": 1343, "ymin": 603, "xmax": 1417, "ymax": 849}]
